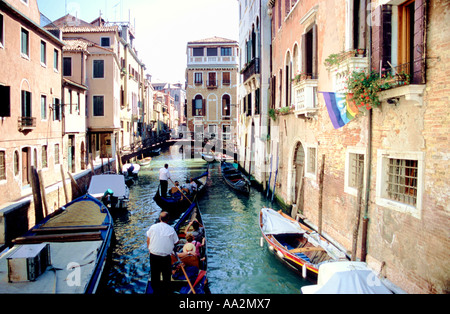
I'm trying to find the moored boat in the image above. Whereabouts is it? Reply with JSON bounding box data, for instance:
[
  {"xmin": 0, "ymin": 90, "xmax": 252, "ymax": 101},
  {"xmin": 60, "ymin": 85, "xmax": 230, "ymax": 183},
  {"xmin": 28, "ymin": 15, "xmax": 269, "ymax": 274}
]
[
  {"xmin": 221, "ymin": 161, "xmax": 250, "ymax": 194},
  {"xmin": 153, "ymin": 170, "xmax": 208, "ymax": 216},
  {"xmin": 88, "ymin": 174, "xmax": 130, "ymax": 209},
  {"xmin": 301, "ymin": 261, "xmax": 393, "ymax": 294},
  {"xmin": 146, "ymin": 200, "xmax": 209, "ymax": 294},
  {"xmin": 259, "ymin": 208, "xmax": 348, "ymax": 283},
  {"xmin": 0, "ymin": 194, "xmax": 114, "ymax": 294},
  {"xmin": 122, "ymin": 163, "xmax": 140, "ymax": 178},
  {"xmin": 138, "ymin": 156, "xmax": 152, "ymax": 167}
]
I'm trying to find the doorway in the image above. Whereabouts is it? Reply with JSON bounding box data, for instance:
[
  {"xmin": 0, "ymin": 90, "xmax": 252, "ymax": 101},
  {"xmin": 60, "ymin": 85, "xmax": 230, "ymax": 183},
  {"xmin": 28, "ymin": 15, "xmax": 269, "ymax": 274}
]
[{"xmin": 21, "ymin": 147, "xmax": 30, "ymax": 185}]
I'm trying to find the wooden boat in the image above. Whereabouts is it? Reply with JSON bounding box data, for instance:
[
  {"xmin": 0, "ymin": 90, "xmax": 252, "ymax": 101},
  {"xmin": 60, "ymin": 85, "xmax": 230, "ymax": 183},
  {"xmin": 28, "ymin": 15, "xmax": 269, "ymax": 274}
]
[
  {"xmin": 153, "ymin": 170, "xmax": 208, "ymax": 216},
  {"xmin": 0, "ymin": 194, "xmax": 114, "ymax": 294},
  {"xmin": 221, "ymin": 161, "xmax": 250, "ymax": 194},
  {"xmin": 146, "ymin": 200, "xmax": 209, "ymax": 294},
  {"xmin": 88, "ymin": 174, "xmax": 130, "ymax": 209},
  {"xmin": 122, "ymin": 163, "xmax": 140, "ymax": 178},
  {"xmin": 259, "ymin": 208, "xmax": 348, "ymax": 283},
  {"xmin": 138, "ymin": 156, "xmax": 152, "ymax": 167}
]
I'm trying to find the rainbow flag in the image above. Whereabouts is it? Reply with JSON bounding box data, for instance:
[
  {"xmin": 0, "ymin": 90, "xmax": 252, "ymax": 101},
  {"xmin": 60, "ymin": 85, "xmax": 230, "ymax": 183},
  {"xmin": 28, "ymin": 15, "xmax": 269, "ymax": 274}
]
[{"xmin": 321, "ymin": 92, "xmax": 358, "ymax": 129}]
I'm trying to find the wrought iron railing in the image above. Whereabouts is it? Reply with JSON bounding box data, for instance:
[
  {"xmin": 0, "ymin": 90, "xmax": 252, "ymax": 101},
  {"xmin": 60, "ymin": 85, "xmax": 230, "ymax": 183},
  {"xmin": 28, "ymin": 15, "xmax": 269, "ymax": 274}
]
[{"xmin": 18, "ymin": 117, "xmax": 36, "ymax": 131}]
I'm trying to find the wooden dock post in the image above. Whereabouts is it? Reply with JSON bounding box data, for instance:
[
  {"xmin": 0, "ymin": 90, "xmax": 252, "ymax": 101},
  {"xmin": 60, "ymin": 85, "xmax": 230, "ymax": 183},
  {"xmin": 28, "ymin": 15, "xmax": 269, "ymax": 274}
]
[
  {"xmin": 30, "ymin": 166, "xmax": 44, "ymax": 223},
  {"xmin": 37, "ymin": 170, "xmax": 49, "ymax": 217},
  {"xmin": 60, "ymin": 164, "xmax": 69, "ymax": 204}
]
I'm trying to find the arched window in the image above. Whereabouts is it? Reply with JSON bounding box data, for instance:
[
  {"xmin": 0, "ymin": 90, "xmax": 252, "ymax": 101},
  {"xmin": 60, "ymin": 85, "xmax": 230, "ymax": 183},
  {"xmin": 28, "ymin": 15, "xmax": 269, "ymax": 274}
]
[
  {"xmin": 192, "ymin": 95, "xmax": 204, "ymax": 116},
  {"xmin": 222, "ymin": 95, "xmax": 231, "ymax": 117}
]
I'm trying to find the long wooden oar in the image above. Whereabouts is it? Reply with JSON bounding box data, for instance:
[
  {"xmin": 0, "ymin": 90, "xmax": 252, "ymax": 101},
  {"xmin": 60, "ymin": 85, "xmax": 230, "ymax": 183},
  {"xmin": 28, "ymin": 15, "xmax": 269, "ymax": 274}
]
[
  {"xmin": 169, "ymin": 178, "xmax": 192, "ymax": 204},
  {"xmin": 173, "ymin": 251, "xmax": 196, "ymax": 294}
]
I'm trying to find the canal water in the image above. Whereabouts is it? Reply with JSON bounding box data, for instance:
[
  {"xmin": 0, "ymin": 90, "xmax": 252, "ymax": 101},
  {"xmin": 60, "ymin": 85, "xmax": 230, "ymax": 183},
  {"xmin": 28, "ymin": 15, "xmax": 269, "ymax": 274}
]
[{"xmin": 103, "ymin": 145, "xmax": 309, "ymax": 294}]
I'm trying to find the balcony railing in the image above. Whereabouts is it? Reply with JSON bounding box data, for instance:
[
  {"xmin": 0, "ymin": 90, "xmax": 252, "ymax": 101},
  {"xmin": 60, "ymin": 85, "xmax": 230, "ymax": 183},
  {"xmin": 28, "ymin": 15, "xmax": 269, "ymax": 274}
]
[
  {"xmin": 380, "ymin": 61, "xmax": 425, "ymax": 86},
  {"xmin": 242, "ymin": 58, "xmax": 260, "ymax": 82},
  {"xmin": 18, "ymin": 117, "xmax": 36, "ymax": 131},
  {"xmin": 207, "ymin": 80, "xmax": 218, "ymax": 89},
  {"xmin": 292, "ymin": 78, "xmax": 319, "ymax": 117}
]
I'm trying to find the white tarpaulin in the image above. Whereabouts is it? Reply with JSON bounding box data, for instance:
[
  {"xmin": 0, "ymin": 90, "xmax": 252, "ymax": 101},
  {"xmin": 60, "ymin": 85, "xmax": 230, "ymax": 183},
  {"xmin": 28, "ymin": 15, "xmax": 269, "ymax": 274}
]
[
  {"xmin": 301, "ymin": 262, "xmax": 393, "ymax": 294},
  {"xmin": 261, "ymin": 208, "xmax": 305, "ymax": 235},
  {"xmin": 88, "ymin": 174, "xmax": 128, "ymax": 198}
]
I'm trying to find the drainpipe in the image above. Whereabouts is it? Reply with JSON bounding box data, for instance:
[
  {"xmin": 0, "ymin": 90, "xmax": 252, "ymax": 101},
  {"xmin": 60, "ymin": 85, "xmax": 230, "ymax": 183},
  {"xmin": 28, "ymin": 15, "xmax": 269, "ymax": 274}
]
[{"xmin": 361, "ymin": 0, "xmax": 373, "ymax": 262}]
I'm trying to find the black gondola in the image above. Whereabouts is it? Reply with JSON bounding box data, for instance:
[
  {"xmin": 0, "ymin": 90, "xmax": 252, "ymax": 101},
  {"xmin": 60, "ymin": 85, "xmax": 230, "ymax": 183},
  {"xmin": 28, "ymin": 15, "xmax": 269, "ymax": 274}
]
[
  {"xmin": 153, "ymin": 170, "xmax": 209, "ymax": 216},
  {"xmin": 146, "ymin": 201, "xmax": 209, "ymax": 294},
  {"xmin": 221, "ymin": 161, "xmax": 250, "ymax": 194}
]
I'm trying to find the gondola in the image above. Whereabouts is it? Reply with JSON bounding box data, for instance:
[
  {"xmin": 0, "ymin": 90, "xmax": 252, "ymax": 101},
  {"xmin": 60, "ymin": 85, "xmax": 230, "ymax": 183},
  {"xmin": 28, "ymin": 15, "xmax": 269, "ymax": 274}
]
[
  {"xmin": 259, "ymin": 208, "xmax": 348, "ymax": 283},
  {"xmin": 0, "ymin": 194, "xmax": 114, "ymax": 294},
  {"xmin": 221, "ymin": 161, "xmax": 250, "ymax": 194},
  {"xmin": 146, "ymin": 200, "xmax": 209, "ymax": 294},
  {"xmin": 153, "ymin": 170, "xmax": 208, "ymax": 216}
]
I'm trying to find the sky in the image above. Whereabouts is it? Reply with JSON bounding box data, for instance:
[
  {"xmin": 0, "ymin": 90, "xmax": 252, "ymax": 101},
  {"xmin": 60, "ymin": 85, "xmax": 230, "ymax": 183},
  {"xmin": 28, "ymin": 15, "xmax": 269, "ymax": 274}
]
[{"xmin": 37, "ymin": 0, "xmax": 240, "ymax": 84}]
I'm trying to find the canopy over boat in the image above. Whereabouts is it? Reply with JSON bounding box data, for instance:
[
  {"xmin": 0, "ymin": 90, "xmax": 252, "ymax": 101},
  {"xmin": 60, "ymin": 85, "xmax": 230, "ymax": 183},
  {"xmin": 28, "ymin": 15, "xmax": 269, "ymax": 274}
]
[{"xmin": 261, "ymin": 208, "xmax": 306, "ymax": 235}]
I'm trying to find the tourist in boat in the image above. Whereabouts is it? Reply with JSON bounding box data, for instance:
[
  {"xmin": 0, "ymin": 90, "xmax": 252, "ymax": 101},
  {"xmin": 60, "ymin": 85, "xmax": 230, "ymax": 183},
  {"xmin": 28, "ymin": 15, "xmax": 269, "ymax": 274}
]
[
  {"xmin": 159, "ymin": 164, "xmax": 171, "ymax": 197},
  {"xmin": 187, "ymin": 220, "xmax": 205, "ymax": 244},
  {"xmin": 179, "ymin": 233, "xmax": 203, "ymax": 258},
  {"xmin": 169, "ymin": 181, "xmax": 184, "ymax": 201},
  {"xmin": 190, "ymin": 178, "xmax": 198, "ymax": 192},
  {"xmin": 182, "ymin": 179, "xmax": 193, "ymax": 195},
  {"xmin": 146, "ymin": 211, "xmax": 179, "ymax": 294}
]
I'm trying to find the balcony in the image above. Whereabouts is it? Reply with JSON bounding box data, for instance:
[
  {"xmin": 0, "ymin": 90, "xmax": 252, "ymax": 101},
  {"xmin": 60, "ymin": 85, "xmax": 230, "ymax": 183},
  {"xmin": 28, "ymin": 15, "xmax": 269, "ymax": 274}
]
[
  {"xmin": 207, "ymin": 80, "xmax": 218, "ymax": 89},
  {"xmin": 292, "ymin": 76, "xmax": 319, "ymax": 118},
  {"xmin": 241, "ymin": 58, "xmax": 260, "ymax": 83},
  {"xmin": 378, "ymin": 61, "xmax": 426, "ymax": 106},
  {"xmin": 188, "ymin": 56, "xmax": 238, "ymax": 67},
  {"xmin": 18, "ymin": 117, "xmax": 36, "ymax": 131}
]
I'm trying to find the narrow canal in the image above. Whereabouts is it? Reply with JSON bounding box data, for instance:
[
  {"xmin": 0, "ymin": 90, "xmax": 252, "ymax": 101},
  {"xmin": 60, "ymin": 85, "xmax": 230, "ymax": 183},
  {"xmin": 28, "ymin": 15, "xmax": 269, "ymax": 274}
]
[{"xmin": 103, "ymin": 145, "xmax": 309, "ymax": 294}]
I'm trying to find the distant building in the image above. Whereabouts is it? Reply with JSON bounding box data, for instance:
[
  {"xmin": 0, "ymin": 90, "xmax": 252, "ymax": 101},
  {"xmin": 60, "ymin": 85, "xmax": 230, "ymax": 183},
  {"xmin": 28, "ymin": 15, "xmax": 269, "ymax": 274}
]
[{"xmin": 185, "ymin": 37, "xmax": 239, "ymax": 152}]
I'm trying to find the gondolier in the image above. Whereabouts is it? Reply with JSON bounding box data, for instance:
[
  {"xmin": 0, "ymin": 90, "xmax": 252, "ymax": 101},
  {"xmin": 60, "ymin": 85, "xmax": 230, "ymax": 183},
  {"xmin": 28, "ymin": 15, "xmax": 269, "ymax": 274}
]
[
  {"xmin": 146, "ymin": 211, "xmax": 179, "ymax": 294},
  {"xmin": 159, "ymin": 164, "xmax": 171, "ymax": 197}
]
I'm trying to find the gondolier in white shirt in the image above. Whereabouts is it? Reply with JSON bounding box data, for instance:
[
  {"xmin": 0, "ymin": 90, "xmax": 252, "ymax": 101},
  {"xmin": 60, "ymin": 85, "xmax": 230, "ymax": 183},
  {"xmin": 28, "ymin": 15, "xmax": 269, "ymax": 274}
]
[
  {"xmin": 159, "ymin": 164, "xmax": 171, "ymax": 197},
  {"xmin": 146, "ymin": 211, "xmax": 179, "ymax": 294}
]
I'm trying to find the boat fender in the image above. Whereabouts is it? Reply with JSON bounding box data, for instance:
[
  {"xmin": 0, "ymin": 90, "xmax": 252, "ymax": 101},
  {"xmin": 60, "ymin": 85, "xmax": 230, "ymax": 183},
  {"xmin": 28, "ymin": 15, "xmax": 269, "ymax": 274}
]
[
  {"xmin": 260, "ymin": 237, "xmax": 264, "ymax": 247},
  {"xmin": 302, "ymin": 263, "xmax": 307, "ymax": 278},
  {"xmin": 276, "ymin": 250, "xmax": 284, "ymax": 259},
  {"xmin": 268, "ymin": 245, "xmax": 274, "ymax": 252}
]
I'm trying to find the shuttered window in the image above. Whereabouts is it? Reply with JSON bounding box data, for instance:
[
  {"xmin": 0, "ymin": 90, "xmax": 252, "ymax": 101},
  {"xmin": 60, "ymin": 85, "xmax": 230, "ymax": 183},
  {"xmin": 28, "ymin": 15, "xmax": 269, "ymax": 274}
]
[
  {"xmin": 93, "ymin": 96, "xmax": 104, "ymax": 116},
  {"xmin": 21, "ymin": 90, "xmax": 32, "ymax": 117},
  {"xmin": 93, "ymin": 60, "xmax": 105, "ymax": 78},
  {"xmin": 192, "ymin": 95, "xmax": 205, "ymax": 116},
  {"xmin": 372, "ymin": 1, "xmax": 426, "ymax": 84},
  {"xmin": 21, "ymin": 28, "xmax": 29, "ymax": 57}
]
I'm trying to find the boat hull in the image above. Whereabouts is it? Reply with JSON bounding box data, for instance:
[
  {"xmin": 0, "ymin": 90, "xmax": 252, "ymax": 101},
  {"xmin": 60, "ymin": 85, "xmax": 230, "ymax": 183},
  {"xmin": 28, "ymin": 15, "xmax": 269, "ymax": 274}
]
[{"xmin": 0, "ymin": 194, "xmax": 114, "ymax": 294}]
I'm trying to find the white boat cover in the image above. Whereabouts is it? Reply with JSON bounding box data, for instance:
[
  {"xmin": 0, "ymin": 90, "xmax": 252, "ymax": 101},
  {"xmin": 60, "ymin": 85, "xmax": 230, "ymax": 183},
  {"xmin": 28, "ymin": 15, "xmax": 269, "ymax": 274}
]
[
  {"xmin": 0, "ymin": 241, "xmax": 103, "ymax": 293},
  {"xmin": 88, "ymin": 174, "xmax": 128, "ymax": 198},
  {"xmin": 261, "ymin": 208, "xmax": 305, "ymax": 235},
  {"xmin": 122, "ymin": 163, "xmax": 140, "ymax": 174},
  {"xmin": 301, "ymin": 261, "xmax": 393, "ymax": 294}
]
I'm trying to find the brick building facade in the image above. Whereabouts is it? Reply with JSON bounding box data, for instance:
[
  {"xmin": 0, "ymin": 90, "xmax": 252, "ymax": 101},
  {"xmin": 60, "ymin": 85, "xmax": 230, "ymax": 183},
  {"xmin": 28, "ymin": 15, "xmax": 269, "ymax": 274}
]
[{"xmin": 266, "ymin": 0, "xmax": 449, "ymax": 293}]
